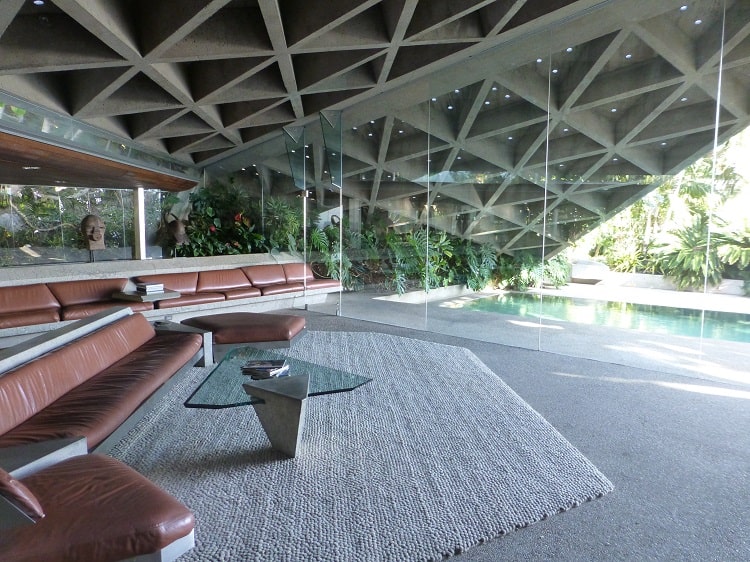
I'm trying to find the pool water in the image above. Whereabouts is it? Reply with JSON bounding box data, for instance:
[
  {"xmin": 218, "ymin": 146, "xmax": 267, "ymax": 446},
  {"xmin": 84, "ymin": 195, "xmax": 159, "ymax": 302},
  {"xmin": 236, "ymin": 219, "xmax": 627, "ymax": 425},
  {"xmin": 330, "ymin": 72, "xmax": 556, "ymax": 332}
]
[{"xmin": 465, "ymin": 292, "xmax": 750, "ymax": 343}]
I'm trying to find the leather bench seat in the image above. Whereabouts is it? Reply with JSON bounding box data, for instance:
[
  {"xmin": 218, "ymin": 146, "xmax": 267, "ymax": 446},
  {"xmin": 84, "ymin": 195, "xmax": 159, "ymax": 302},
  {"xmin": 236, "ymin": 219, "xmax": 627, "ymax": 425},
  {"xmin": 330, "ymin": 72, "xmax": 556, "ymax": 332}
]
[
  {"xmin": 0, "ymin": 454, "xmax": 195, "ymax": 562},
  {"xmin": 0, "ymin": 331, "xmax": 203, "ymax": 450},
  {"xmin": 181, "ymin": 312, "xmax": 306, "ymax": 345}
]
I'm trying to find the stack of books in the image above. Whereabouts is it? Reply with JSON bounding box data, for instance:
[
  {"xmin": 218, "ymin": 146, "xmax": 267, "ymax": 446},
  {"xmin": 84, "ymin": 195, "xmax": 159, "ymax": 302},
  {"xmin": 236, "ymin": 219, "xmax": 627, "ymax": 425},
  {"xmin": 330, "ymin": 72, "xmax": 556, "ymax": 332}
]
[
  {"xmin": 241, "ymin": 359, "xmax": 290, "ymax": 380},
  {"xmin": 135, "ymin": 282, "xmax": 164, "ymax": 294}
]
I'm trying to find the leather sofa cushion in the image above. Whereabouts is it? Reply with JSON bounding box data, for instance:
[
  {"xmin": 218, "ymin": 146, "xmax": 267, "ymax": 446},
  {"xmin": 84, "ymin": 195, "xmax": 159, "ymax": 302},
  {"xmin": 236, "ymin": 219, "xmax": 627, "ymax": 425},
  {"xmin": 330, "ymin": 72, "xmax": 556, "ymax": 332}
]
[
  {"xmin": 0, "ymin": 313, "xmax": 155, "ymax": 437},
  {"xmin": 47, "ymin": 278, "xmax": 127, "ymax": 307},
  {"xmin": 306, "ymin": 278, "xmax": 342, "ymax": 290},
  {"xmin": 154, "ymin": 292, "xmax": 225, "ymax": 309},
  {"xmin": 61, "ymin": 300, "xmax": 153, "ymax": 321},
  {"xmin": 282, "ymin": 263, "xmax": 341, "ymax": 290},
  {"xmin": 197, "ymin": 269, "xmax": 253, "ymax": 292},
  {"xmin": 136, "ymin": 272, "xmax": 198, "ymax": 294},
  {"xmin": 259, "ymin": 282, "xmax": 305, "ymax": 296},
  {"xmin": 0, "ymin": 331, "xmax": 203, "ymax": 450},
  {"xmin": 0, "ymin": 454, "xmax": 194, "ymax": 562},
  {"xmin": 241, "ymin": 264, "xmax": 287, "ymax": 287},
  {"xmin": 224, "ymin": 287, "xmax": 262, "ymax": 300},
  {"xmin": 282, "ymin": 262, "xmax": 314, "ymax": 283},
  {"xmin": 0, "ymin": 309, "xmax": 60, "ymax": 329},
  {"xmin": 0, "ymin": 467, "xmax": 45, "ymax": 521},
  {"xmin": 0, "ymin": 284, "xmax": 60, "ymax": 314}
]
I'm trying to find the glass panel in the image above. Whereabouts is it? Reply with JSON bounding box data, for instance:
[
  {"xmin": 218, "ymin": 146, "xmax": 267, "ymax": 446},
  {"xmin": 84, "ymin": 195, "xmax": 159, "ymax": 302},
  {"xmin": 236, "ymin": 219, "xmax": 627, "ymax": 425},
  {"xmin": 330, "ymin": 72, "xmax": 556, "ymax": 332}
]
[
  {"xmin": 0, "ymin": 184, "xmax": 134, "ymax": 266},
  {"xmin": 339, "ymin": 95, "xmax": 431, "ymax": 329}
]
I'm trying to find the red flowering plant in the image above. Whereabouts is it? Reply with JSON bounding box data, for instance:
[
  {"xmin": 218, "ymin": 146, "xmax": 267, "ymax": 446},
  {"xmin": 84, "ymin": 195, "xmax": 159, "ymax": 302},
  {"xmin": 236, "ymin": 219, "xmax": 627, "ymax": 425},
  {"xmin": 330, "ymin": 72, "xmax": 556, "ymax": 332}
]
[{"xmin": 176, "ymin": 181, "xmax": 263, "ymax": 257}]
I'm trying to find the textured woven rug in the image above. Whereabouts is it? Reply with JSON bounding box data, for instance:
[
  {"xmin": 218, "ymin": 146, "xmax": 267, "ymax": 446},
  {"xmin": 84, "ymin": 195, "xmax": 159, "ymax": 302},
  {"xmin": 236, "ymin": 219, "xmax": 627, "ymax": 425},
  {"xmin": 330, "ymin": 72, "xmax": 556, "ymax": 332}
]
[{"xmin": 110, "ymin": 331, "xmax": 613, "ymax": 561}]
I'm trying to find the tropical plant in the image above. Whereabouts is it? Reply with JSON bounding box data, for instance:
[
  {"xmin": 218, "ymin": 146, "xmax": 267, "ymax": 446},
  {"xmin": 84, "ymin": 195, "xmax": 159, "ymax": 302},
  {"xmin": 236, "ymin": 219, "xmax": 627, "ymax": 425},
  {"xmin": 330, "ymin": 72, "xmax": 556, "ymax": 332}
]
[
  {"xmin": 653, "ymin": 215, "xmax": 724, "ymax": 291},
  {"xmin": 463, "ymin": 241, "xmax": 498, "ymax": 291},
  {"xmin": 494, "ymin": 252, "xmax": 570, "ymax": 291}
]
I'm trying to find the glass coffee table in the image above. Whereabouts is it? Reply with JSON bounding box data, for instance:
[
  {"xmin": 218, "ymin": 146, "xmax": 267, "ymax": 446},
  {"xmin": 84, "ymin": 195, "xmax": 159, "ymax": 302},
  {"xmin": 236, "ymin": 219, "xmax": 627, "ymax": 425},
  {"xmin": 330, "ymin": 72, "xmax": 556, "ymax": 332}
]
[{"xmin": 184, "ymin": 347, "xmax": 371, "ymax": 456}]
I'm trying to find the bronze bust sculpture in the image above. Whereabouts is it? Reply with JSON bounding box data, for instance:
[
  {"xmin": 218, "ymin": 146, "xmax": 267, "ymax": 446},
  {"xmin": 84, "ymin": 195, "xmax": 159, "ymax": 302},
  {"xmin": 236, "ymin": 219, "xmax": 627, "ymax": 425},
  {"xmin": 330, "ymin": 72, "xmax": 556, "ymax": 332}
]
[{"xmin": 80, "ymin": 214, "xmax": 106, "ymax": 250}]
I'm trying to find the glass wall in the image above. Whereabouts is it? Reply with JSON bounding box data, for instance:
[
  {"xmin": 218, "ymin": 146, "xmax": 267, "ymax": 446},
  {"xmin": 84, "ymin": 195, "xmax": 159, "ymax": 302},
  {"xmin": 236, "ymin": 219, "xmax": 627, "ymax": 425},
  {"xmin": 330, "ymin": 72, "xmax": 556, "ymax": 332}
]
[{"xmin": 331, "ymin": 0, "xmax": 750, "ymax": 381}]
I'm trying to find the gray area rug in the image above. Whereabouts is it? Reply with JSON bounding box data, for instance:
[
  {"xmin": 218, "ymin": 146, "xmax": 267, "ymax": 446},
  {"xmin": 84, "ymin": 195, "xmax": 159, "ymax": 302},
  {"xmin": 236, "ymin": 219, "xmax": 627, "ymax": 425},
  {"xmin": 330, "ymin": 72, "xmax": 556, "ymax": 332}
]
[{"xmin": 110, "ymin": 331, "xmax": 613, "ymax": 561}]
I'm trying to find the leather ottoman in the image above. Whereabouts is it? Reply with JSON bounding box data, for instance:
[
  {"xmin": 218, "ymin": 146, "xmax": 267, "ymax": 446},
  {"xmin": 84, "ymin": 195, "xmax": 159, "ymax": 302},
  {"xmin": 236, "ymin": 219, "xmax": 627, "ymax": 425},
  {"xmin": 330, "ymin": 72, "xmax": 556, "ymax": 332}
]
[{"xmin": 181, "ymin": 312, "xmax": 305, "ymax": 348}]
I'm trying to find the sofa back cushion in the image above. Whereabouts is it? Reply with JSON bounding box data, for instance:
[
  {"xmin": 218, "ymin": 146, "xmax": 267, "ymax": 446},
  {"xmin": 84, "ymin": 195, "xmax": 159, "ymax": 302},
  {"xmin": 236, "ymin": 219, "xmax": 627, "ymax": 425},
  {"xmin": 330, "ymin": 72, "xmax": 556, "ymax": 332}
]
[
  {"xmin": 47, "ymin": 279, "xmax": 127, "ymax": 307},
  {"xmin": 136, "ymin": 272, "xmax": 198, "ymax": 294},
  {"xmin": 0, "ymin": 313, "xmax": 155, "ymax": 436},
  {"xmin": 241, "ymin": 264, "xmax": 286, "ymax": 287},
  {"xmin": 197, "ymin": 269, "xmax": 252, "ymax": 292},
  {"xmin": 0, "ymin": 284, "xmax": 61, "ymax": 328},
  {"xmin": 0, "ymin": 284, "xmax": 60, "ymax": 314},
  {"xmin": 282, "ymin": 263, "xmax": 314, "ymax": 283}
]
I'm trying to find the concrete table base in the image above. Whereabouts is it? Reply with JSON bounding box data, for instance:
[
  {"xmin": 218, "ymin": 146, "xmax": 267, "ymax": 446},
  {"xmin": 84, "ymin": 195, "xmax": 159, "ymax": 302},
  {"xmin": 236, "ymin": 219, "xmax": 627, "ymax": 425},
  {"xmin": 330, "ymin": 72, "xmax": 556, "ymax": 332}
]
[{"xmin": 243, "ymin": 374, "xmax": 310, "ymax": 457}]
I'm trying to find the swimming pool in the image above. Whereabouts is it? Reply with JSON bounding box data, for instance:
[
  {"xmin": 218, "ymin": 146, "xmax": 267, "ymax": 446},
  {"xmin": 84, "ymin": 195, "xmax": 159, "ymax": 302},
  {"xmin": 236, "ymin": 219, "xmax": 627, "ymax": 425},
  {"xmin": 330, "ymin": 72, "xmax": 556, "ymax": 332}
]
[{"xmin": 465, "ymin": 292, "xmax": 750, "ymax": 343}]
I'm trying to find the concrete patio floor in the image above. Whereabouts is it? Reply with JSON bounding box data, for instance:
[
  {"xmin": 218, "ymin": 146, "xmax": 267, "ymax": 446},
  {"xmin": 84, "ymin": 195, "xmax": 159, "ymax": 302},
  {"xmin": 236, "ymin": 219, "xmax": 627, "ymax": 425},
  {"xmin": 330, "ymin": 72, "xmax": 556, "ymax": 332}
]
[{"xmin": 284, "ymin": 286, "xmax": 750, "ymax": 561}]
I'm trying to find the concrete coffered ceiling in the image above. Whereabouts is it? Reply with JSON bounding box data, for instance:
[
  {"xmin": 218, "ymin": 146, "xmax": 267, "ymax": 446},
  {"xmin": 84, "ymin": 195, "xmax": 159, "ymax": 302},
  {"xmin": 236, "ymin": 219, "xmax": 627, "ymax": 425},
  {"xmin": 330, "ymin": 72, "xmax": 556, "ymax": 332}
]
[{"xmin": 1, "ymin": 0, "xmax": 750, "ymax": 255}]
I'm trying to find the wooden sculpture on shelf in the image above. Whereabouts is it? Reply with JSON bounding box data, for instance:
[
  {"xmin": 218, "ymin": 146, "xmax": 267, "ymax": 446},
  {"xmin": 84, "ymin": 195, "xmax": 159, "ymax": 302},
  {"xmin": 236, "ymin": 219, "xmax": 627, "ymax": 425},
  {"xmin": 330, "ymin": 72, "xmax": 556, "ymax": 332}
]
[{"xmin": 80, "ymin": 214, "xmax": 106, "ymax": 251}]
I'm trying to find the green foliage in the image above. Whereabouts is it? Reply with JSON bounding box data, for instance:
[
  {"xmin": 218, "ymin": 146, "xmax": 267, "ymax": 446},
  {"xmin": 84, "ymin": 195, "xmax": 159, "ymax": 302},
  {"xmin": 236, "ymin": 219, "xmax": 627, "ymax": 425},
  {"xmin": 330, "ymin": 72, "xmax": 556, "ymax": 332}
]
[
  {"xmin": 462, "ymin": 241, "xmax": 498, "ymax": 291},
  {"xmin": 653, "ymin": 216, "xmax": 724, "ymax": 291},
  {"xmin": 176, "ymin": 181, "xmax": 263, "ymax": 257},
  {"xmin": 576, "ymin": 140, "xmax": 748, "ymax": 293},
  {"xmin": 494, "ymin": 253, "xmax": 570, "ymax": 291}
]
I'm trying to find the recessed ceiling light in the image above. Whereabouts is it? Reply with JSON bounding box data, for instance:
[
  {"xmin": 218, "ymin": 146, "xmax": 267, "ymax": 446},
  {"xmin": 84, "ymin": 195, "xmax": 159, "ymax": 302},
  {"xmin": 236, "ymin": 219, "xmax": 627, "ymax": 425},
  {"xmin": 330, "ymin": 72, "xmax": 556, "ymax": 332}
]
[
  {"xmin": 694, "ymin": 19, "xmax": 702, "ymax": 25},
  {"xmin": 484, "ymin": 101, "xmax": 490, "ymax": 105},
  {"xmin": 661, "ymin": 142, "xmax": 667, "ymax": 146},
  {"xmin": 504, "ymin": 94, "xmax": 511, "ymax": 99},
  {"xmin": 22, "ymin": 165, "xmax": 41, "ymax": 170},
  {"xmin": 536, "ymin": 58, "xmax": 543, "ymax": 63},
  {"xmin": 33, "ymin": 0, "xmax": 45, "ymax": 5},
  {"xmin": 566, "ymin": 47, "xmax": 573, "ymax": 53},
  {"xmin": 552, "ymin": 69, "xmax": 558, "ymax": 74},
  {"xmin": 625, "ymin": 53, "xmax": 632, "ymax": 59},
  {"xmin": 508, "ymin": 136, "xmax": 513, "ymax": 140},
  {"xmin": 681, "ymin": 97, "xmax": 688, "ymax": 102},
  {"xmin": 447, "ymin": 105, "xmax": 454, "ymax": 110},
  {"xmin": 680, "ymin": 5, "xmax": 688, "ymax": 11},
  {"xmin": 610, "ymin": 108, "xmax": 617, "ymax": 112}
]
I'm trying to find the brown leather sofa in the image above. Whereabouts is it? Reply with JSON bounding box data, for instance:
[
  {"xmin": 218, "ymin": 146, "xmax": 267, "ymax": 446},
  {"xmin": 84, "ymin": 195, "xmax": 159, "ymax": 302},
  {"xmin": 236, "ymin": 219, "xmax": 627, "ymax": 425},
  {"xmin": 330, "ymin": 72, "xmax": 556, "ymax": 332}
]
[
  {"xmin": 0, "ymin": 262, "xmax": 341, "ymax": 329},
  {"xmin": 0, "ymin": 278, "xmax": 153, "ymax": 329},
  {"xmin": 0, "ymin": 310, "xmax": 203, "ymax": 451},
  {"xmin": 0, "ymin": 453, "xmax": 195, "ymax": 561},
  {"xmin": 137, "ymin": 262, "xmax": 339, "ymax": 308}
]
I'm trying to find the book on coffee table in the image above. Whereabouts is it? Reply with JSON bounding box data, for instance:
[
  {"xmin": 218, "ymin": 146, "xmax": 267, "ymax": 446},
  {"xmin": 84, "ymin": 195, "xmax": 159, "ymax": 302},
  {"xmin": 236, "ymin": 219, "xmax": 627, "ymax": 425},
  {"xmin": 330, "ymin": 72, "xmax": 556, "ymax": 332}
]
[{"xmin": 241, "ymin": 359, "xmax": 290, "ymax": 379}]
